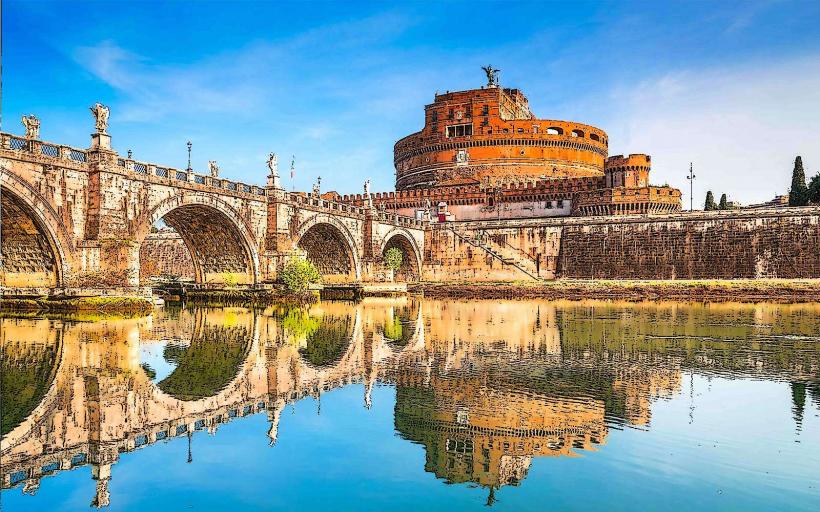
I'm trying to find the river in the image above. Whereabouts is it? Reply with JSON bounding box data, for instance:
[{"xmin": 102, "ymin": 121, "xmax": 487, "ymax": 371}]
[{"xmin": 2, "ymin": 298, "xmax": 819, "ymax": 511}]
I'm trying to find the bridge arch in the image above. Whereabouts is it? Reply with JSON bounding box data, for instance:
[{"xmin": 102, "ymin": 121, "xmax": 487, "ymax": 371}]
[
  {"xmin": 138, "ymin": 308, "xmax": 263, "ymax": 412},
  {"xmin": 1, "ymin": 173, "xmax": 73, "ymax": 288},
  {"xmin": 0, "ymin": 321, "xmax": 66, "ymax": 452},
  {"xmin": 380, "ymin": 228, "xmax": 422, "ymax": 281},
  {"xmin": 294, "ymin": 305, "xmax": 363, "ymax": 374},
  {"xmin": 295, "ymin": 214, "xmax": 361, "ymax": 281},
  {"xmin": 138, "ymin": 194, "xmax": 260, "ymax": 285}
]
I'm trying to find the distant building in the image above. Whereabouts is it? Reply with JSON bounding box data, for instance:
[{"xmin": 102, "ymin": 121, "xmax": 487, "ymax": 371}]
[{"xmin": 744, "ymin": 194, "xmax": 790, "ymax": 209}]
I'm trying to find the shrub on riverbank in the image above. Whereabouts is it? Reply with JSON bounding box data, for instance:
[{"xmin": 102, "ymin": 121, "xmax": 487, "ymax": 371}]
[{"xmin": 280, "ymin": 256, "xmax": 321, "ymax": 292}]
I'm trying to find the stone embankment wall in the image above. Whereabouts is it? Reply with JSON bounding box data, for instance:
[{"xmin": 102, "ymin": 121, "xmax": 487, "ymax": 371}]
[
  {"xmin": 139, "ymin": 232, "xmax": 195, "ymax": 282},
  {"xmin": 422, "ymin": 207, "xmax": 820, "ymax": 281}
]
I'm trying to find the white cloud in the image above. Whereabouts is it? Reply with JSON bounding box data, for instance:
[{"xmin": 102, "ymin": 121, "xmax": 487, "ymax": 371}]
[{"xmin": 605, "ymin": 55, "xmax": 820, "ymax": 206}]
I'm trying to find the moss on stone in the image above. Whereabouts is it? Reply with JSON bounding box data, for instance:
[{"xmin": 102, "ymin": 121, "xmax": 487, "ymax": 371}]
[{"xmin": 0, "ymin": 296, "xmax": 152, "ymax": 318}]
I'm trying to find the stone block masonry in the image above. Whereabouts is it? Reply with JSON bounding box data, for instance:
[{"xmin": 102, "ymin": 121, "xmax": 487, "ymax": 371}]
[
  {"xmin": 421, "ymin": 207, "xmax": 820, "ymax": 281},
  {"xmin": 139, "ymin": 231, "xmax": 196, "ymax": 282}
]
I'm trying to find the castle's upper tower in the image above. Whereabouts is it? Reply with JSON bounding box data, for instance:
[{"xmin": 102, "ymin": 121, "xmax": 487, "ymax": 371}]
[
  {"xmin": 393, "ymin": 73, "xmax": 609, "ymax": 190},
  {"xmin": 604, "ymin": 154, "xmax": 651, "ymax": 189}
]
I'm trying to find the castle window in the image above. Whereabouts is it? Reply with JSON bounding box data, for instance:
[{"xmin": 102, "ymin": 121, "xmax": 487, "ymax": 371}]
[
  {"xmin": 533, "ymin": 125, "xmax": 539, "ymax": 133},
  {"xmin": 482, "ymin": 117, "xmax": 489, "ymax": 126},
  {"xmin": 482, "ymin": 104, "xmax": 489, "ymax": 115},
  {"xmin": 448, "ymin": 108, "xmax": 454, "ymax": 120},
  {"xmin": 590, "ymin": 133, "xmax": 599, "ymax": 141},
  {"xmin": 547, "ymin": 127, "xmax": 563, "ymax": 135},
  {"xmin": 571, "ymin": 129, "xmax": 584, "ymax": 138},
  {"xmin": 446, "ymin": 124, "xmax": 473, "ymax": 138},
  {"xmin": 517, "ymin": 127, "xmax": 524, "ymax": 133},
  {"xmin": 503, "ymin": 128, "xmax": 510, "ymax": 133}
]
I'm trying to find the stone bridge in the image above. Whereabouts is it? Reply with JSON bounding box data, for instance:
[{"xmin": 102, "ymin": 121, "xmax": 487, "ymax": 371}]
[{"xmin": 0, "ymin": 128, "xmax": 425, "ymax": 292}]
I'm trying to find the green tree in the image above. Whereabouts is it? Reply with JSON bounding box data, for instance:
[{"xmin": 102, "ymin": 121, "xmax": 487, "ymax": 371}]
[
  {"xmin": 384, "ymin": 247, "xmax": 403, "ymax": 271},
  {"xmin": 280, "ymin": 255, "xmax": 321, "ymax": 292},
  {"xmin": 808, "ymin": 173, "xmax": 820, "ymax": 204},
  {"xmin": 718, "ymin": 193, "xmax": 729, "ymax": 210},
  {"xmin": 789, "ymin": 156, "xmax": 809, "ymax": 206},
  {"xmin": 704, "ymin": 191, "xmax": 717, "ymax": 210}
]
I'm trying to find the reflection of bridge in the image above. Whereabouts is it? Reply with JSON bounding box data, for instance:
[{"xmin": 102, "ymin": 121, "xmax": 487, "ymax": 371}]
[
  {"xmin": 3, "ymin": 299, "xmax": 818, "ymax": 504},
  {"xmin": 0, "ymin": 128, "xmax": 424, "ymax": 292}
]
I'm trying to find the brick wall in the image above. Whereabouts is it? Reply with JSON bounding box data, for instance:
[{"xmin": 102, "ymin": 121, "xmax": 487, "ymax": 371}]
[
  {"xmin": 559, "ymin": 212, "xmax": 820, "ymax": 279},
  {"xmin": 139, "ymin": 232, "xmax": 195, "ymax": 282},
  {"xmin": 422, "ymin": 208, "xmax": 820, "ymax": 281}
]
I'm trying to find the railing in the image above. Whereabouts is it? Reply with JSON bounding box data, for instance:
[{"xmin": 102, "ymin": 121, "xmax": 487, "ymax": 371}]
[
  {"xmin": 69, "ymin": 149, "xmax": 86, "ymax": 162},
  {"xmin": 1, "ymin": 131, "xmax": 369, "ymax": 202},
  {"xmin": 9, "ymin": 137, "xmax": 28, "ymax": 151},
  {"xmin": 41, "ymin": 144, "xmax": 59, "ymax": 157}
]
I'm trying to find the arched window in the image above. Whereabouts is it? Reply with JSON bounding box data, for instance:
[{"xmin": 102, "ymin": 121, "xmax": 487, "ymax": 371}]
[
  {"xmin": 590, "ymin": 133, "xmax": 600, "ymax": 142},
  {"xmin": 546, "ymin": 127, "xmax": 563, "ymax": 135},
  {"xmin": 571, "ymin": 129, "xmax": 584, "ymax": 138}
]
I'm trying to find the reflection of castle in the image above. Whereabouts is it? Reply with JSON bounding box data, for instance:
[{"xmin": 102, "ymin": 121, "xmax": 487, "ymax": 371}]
[
  {"xmin": 394, "ymin": 376, "xmax": 606, "ymax": 502},
  {"xmin": 3, "ymin": 299, "xmax": 819, "ymax": 505}
]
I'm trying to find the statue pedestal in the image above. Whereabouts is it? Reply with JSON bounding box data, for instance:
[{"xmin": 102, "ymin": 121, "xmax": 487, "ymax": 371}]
[{"xmin": 90, "ymin": 133, "xmax": 111, "ymax": 150}]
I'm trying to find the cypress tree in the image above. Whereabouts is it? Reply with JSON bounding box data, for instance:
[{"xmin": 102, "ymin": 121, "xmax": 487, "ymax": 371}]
[
  {"xmin": 789, "ymin": 156, "xmax": 808, "ymax": 206},
  {"xmin": 718, "ymin": 193, "xmax": 728, "ymax": 210},
  {"xmin": 808, "ymin": 173, "xmax": 820, "ymax": 204},
  {"xmin": 704, "ymin": 191, "xmax": 716, "ymax": 210}
]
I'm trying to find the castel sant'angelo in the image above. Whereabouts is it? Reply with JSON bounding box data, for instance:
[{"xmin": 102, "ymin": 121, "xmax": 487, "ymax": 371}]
[{"xmin": 335, "ymin": 67, "xmax": 682, "ymax": 220}]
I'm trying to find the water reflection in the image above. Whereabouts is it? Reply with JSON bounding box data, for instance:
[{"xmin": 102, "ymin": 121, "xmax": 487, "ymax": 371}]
[{"xmin": 1, "ymin": 299, "xmax": 819, "ymax": 508}]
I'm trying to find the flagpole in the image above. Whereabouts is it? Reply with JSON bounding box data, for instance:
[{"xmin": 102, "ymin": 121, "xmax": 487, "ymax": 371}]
[{"xmin": 290, "ymin": 155, "xmax": 295, "ymax": 193}]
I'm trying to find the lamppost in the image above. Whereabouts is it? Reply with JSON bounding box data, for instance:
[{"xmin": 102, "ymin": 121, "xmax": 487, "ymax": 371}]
[
  {"xmin": 686, "ymin": 162, "xmax": 696, "ymax": 211},
  {"xmin": 186, "ymin": 141, "xmax": 192, "ymax": 171}
]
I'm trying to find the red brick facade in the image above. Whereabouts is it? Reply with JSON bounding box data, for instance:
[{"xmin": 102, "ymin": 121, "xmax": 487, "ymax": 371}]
[{"xmin": 337, "ymin": 83, "xmax": 680, "ymax": 219}]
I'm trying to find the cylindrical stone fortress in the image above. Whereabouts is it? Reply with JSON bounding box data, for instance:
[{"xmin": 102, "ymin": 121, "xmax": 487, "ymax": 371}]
[{"xmin": 394, "ymin": 87, "xmax": 609, "ymax": 190}]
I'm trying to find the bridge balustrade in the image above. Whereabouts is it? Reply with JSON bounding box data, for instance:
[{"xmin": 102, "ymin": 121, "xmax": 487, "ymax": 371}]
[{"xmin": 41, "ymin": 144, "xmax": 59, "ymax": 158}]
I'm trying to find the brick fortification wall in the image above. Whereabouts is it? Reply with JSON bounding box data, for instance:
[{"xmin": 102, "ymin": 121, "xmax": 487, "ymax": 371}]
[
  {"xmin": 422, "ymin": 207, "xmax": 820, "ymax": 281},
  {"xmin": 559, "ymin": 210, "xmax": 820, "ymax": 279}
]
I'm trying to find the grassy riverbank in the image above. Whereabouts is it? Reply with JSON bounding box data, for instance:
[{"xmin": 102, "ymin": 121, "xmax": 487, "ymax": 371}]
[
  {"xmin": 0, "ymin": 296, "xmax": 153, "ymax": 318},
  {"xmin": 411, "ymin": 279, "xmax": 820, "ymax": 303},
  {"xmin": 181, "ymin": 288, "xmax": 317, "ymax": 307}
]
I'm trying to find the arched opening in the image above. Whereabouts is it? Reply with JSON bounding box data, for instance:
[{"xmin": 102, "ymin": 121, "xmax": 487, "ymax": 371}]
[
  {"xmin": 382, "ymin": 301, "xmax": 420, "ymax": 346},
  {"xmin": 139, "ymin": 222, "xmax": 196, "ymax": 286},
  {"xmin": 298, "ymin": 311, "xmax": 354, "ymax": 367},
  {"xmin": 546, "ymin": 127, "xmax": 563, "ymax": 135},
  {"xmin": 383, "ymin": 233, "xmax": 421, "ymax": 282},
  {"xmin": 571, "ymin": 129, "xmax": 584, "ymax": 138},
  {"xmin": 297, "ymin": 222, "xmax": 357, "ymax": 282},
  {"xmin": 275, "ymin": 306, "xmax": 354, "ymax": 367},
  {"xmin": 0, "ymin": 321, "xmax": 62, "ymax": 436},
  {"xmin": 140, "ymin": 320, "xmax": 252, "ymax": 401},
  {"xmin": 1, "ymin": 188, "xmax": 61, "ymax": 288},
  {"xmin": 139, "ymin": 203, "xmax": 255, "ymax": 286}
]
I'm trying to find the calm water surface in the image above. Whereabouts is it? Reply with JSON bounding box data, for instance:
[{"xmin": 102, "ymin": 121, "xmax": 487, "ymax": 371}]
[{"xmin": 1, "ymin": 299, "xmax": 819, "ymax": 511}]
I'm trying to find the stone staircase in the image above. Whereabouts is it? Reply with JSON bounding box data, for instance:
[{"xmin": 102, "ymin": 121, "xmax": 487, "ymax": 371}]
[{"xmin": 447, "ymin": 226, "xmax": 540, "ymax": 280}]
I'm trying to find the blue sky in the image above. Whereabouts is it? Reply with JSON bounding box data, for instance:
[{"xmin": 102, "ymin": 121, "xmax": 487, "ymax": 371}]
[{"xmin": 3, "ymin": 0, "xmax": 820, "ymax": 204}]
